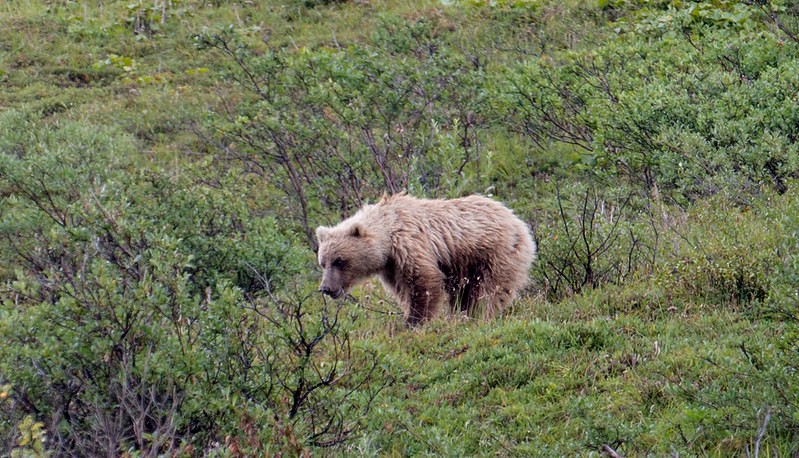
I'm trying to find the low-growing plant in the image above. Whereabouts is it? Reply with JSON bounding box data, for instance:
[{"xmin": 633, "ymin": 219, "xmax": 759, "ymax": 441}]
[
  {"xmin": 0, "ymin": 111, "xmax": 389, "ymax": 455},
  {"xmin": 496, "ymin": 7, "xmax": 799, "ymax": 201},
  {"xmin": 533, "ymin": 182, "xmax": 656, "ymax": 300},
  {"xmin": 195, "ymin": 17, "xmax": 490, "ymax": 243},
  {"xmin": 655, "ymin": 193, "xmax": 782, "ymax": 308}
]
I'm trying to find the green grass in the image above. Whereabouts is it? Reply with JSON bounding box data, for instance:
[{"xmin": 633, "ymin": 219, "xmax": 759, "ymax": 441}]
[{"xmin": 343, "ymin": 296, "xmax": 781, "ymax": 456}]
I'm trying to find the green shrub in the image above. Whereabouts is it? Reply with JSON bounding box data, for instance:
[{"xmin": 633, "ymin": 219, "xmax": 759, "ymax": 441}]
[
  {"xmin": 496, "ymin": 7, "xmax": 799, "ymax": 201},
  {"xmin": 655, "ymin": 193, "xmax": 784, "ymax": 308},
  {"xmin": 196, "ymin": 17, "xmax": 490, "ymax": 236},
  {"xmin": 532, "ymin": 182, "xmax": 656, "ymax": 300},
  {"xmin": 0, "ymin": 112, "xmax": 387, "ymax": 455}
]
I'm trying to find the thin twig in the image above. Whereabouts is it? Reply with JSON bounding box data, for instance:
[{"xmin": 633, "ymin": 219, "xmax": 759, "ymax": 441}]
[{"xmin": 753, "ymin": 406, "xmax": 771, "ymax": 458}]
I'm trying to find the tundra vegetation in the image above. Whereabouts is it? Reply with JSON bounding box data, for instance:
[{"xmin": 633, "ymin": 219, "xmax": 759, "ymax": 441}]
[{"xmin": 0, "ymin": 0, "xmax": 798, "ymax": 456}]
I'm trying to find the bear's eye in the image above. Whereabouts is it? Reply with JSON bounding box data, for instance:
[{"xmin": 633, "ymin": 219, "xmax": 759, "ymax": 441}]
[{"xmin": 332, "ymin": 258, "xmax": 346, "ymax": 268}]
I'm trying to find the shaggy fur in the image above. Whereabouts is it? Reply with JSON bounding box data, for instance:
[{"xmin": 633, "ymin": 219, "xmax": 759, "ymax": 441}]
[{"xmin": 316, "ymin": 194, "xmax": 537, "ymax": 326}]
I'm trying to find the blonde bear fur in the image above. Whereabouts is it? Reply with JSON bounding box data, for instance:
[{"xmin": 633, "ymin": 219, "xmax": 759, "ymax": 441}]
[{"xmin": 316, "ymin": 194, "xmax": 536, "ymax": 326}]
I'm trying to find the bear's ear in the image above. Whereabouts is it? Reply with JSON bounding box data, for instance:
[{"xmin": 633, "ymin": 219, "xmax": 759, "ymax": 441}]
[
  {"xmin": 316, "ymin": 226, "xmax": 331, "ymax": 243},
  {"xmin": 349, "ymin": 223, "xmax": 367, "ymax": 238}
]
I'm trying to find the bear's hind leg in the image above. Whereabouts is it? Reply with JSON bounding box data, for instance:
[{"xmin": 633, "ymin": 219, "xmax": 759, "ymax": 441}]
[{"xmin": 480, "ymin": 288, "xmax": 514, "ymax": 319}]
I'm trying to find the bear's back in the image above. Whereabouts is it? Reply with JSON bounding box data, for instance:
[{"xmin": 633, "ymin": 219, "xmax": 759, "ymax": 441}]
[{"xmin": 379, "ymin": 194, "xmax": 533, "ymax": 265}]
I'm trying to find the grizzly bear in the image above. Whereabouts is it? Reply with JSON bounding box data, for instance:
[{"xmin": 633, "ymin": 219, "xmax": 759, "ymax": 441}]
[{"xmin": 315, "ymin": 194, "xmax": 536, "ymax": 326}]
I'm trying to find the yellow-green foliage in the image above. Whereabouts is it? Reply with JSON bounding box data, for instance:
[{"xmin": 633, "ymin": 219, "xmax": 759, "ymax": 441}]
[{"xmin": 657, "ymin": 194, "xmax": 783, "ymax": 306}]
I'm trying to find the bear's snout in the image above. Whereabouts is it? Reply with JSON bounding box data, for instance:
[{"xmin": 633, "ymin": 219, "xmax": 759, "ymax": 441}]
[{"xmin": 319, "ymin": 284, "xmax": 344, "ymax": 299}]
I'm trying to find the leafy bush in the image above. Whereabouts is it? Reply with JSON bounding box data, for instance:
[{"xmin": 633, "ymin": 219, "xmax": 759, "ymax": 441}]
[
  {"xmin": 0, "ymin": 111, "xmax": 388, "ymax": 455},
  {"xmin": 196, "ymin": 16, "xmax": 490, "ymax": 241},
  {"xmin": 496, "ymin": 4, "xmax": 799, "ymax": 201},
  {"xmin": 533, "ymin": 182, "xmax": 656, "ymax": 300},
  {"xmin": 656, "ymin": 196, "xmax": 777, "ymax": 307}
]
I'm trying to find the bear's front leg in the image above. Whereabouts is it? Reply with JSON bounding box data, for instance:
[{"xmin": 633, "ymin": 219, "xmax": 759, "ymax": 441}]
[{"xmin": 405, "ymin": 274, "xmax": 445, "ymax": 327}]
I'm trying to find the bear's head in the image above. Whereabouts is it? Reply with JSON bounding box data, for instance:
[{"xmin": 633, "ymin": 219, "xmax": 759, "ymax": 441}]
[{"xmin": 315, "ymin": 222, "xmax": 387, "ymax": 299}]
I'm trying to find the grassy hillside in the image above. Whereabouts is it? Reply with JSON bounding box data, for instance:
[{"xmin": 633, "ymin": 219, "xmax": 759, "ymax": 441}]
[{"xmin": 1, "ymin": 0, "xmax": 798, "ymax": 456}]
